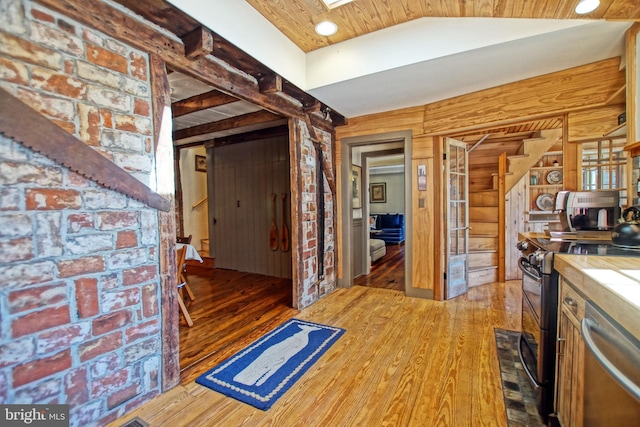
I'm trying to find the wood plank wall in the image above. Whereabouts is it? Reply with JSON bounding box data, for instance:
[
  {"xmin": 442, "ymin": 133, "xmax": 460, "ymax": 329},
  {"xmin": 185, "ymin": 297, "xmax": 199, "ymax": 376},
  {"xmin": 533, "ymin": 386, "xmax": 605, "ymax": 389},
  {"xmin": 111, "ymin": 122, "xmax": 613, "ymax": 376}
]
[
  {"xmin": 336, "ymin": 57, "xmax": 627, "ymax": 299},
  {"xmin": 209, "ymin": 136, "xmax": 292, "ymax": 278}
]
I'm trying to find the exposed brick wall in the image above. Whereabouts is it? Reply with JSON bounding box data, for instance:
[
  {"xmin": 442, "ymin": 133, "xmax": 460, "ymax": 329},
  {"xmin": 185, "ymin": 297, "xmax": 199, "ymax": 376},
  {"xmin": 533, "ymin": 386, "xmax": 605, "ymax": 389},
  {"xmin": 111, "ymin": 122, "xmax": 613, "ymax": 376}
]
[
  {"xmin": 0, "ymin": 0, "xmax": 340, "ymax": 425},
  {"xmin": 297, "ymin": 122, "xmax": 336, "ymax": 309},
  {"xmin": 0, "ymin": 1, "xmax": 161, "ymax": 426},
  {"xmin": 0, "ymin": 0, "xmax": 154, "ymax": 185}
]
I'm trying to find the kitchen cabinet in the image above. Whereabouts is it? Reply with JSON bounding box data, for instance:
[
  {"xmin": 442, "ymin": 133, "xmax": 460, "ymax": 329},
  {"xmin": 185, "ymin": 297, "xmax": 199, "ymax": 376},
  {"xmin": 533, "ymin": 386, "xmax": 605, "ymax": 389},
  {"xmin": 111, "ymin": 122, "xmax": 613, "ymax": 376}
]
[
  {"xmin": 554, "ymin": 276, "xmax": 585, "ymax": 427},
  {"xmin": 525, "ymin": 151, "xmax": 563, "ymax": 232}
]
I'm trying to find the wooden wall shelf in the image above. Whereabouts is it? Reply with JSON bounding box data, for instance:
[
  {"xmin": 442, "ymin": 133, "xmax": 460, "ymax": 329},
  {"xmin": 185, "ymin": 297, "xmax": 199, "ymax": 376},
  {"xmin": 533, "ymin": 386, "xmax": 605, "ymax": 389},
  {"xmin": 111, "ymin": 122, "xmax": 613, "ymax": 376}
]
[
  {"xmin": 605, "ymin": 123, "xmax": 626, "ymax": 138},
  {"xmin": 625, "ymin": 140, "xmax": 640, "ymax": 157}
]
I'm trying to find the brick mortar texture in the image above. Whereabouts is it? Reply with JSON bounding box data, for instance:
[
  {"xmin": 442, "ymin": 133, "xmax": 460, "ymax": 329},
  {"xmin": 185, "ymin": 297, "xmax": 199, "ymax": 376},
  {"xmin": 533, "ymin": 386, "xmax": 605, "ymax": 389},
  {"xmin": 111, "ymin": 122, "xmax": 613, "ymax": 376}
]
[
  {"xmin": 0, "ymin": 0, "xmax": 154, "ymax": 184},
  {"xmin": 0, "ymin": 1, "xmax": 161, "ymax": 426},
  {"xmin": 297, "ymin": 122, "xmax": 336, "ymax": 309}
]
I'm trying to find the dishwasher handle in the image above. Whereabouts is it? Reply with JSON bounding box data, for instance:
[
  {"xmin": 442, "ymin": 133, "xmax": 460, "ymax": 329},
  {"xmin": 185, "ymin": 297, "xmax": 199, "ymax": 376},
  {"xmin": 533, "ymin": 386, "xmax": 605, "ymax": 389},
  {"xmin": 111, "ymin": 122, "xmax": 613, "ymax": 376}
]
[{"xmin": 581, "ymin": 317, "xmax": 640, "ymax": 402}]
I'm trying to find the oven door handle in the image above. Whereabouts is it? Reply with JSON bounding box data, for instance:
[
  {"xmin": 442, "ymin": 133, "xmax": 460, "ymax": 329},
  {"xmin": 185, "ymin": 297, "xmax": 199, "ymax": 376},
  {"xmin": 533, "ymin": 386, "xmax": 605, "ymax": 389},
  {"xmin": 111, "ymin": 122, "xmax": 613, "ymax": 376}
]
[
  {"xmin": 581, "ymin": 318, "xmax": 640, "ymax": 401},
  {"xmin": 518, "ymin": 257, "xmax": 542, "ymax": 281},
  {"xmin": 518, "ymin": 334, "xmax": 543, "ymax": 388}
]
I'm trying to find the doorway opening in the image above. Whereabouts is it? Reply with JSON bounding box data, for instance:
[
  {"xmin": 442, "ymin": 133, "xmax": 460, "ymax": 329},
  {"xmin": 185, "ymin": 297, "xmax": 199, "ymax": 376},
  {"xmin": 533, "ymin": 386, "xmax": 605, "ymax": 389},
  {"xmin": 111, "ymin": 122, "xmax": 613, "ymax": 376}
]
[
  {"xmin": 168, "ymin": 70, "xmax": 296, "ymax": 382},
  {"xmin": 446, "ymin": 117, "xmax": 566, "ymax": 288},
  {"xmin": 340, "ymin": 131, "xmax": 412, "ymax": 293}
]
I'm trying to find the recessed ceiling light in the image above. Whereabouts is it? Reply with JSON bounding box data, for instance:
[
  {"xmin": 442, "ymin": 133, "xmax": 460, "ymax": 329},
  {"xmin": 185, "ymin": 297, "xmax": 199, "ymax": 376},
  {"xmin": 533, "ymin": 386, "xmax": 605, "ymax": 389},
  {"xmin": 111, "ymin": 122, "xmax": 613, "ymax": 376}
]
[
  {"xmin": 315, "ymin": 20, "xmax": 338, "ymax": 36},
  {"xmin": 322, "ymin": 0, "xmax": 354, "ymax": 9},
  {"xmin": 575, "ymin": 0, "xmax": 599, "ymax": 14}
]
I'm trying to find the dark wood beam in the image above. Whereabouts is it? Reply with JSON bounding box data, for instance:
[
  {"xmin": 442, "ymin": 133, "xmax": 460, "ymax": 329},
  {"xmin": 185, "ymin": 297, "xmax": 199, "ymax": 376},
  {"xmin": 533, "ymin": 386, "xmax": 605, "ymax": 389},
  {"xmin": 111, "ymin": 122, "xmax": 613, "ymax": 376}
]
[
  {"xmin": 110, "ymin": 0, "xmax": 346, "ymax": 125},
  {"xmin": 36, "ymin": 0, "xmax": 317, "ymax": 121},
  {"xmin": 303, "ymin": 100, "xmax": 322, "ymax": 114},
  {"xmin": 173, "ymin": 110, "xmax": 283, "ymax": 140},
  {"xmin": 111, "ymin": 0, "xmax": 198, "ymax": 36},
  {"xmin": 309, "ymin": 112, "xmax": 336, "ymax": 134},
  {"xmin": 214, "ymin": 125, "xmax": 289, "ymax": 147},
  {"xmin": 0, "ymin": 88, "xmax": 171, "ymax": 212},
  {"xmin": 171, "ymin": 90, "xmax": 238, "ymax": 118},
  {"xmin": 303, "ymin": 114, "xmax": 336, "ymax": 197},
  {"xmin": 181, "ymin": 26, "xmax": 213, "ymax": 60},
  {"xmin": 177, "ymin": 125, "xmax": 289, "ymax": 150},
  {"xmin": 149, "ymin": 55, "xmax": 180, "ymax": 390},
  {"xmin": 258, "ymin": 74, "xmax": 283, "ymax": 94}
]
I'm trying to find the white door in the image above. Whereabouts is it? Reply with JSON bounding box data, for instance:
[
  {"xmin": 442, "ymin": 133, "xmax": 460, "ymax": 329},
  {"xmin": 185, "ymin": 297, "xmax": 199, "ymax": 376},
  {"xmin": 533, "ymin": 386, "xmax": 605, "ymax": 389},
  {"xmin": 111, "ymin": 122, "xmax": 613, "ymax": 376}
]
[{"xmin": 445, "ymin": 138, "xmax": 469, "ymax": 299}]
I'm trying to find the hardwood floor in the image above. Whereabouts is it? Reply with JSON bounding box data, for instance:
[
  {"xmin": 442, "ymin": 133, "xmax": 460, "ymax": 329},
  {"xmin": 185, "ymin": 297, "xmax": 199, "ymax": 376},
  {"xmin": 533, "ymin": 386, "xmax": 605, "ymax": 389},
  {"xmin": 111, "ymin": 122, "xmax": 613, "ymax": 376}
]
[
  {"xmin": 112, "ymin": 276, "xmax": 522, "ymax": 427},
  {"xmin": 178, "ymin": 265, "xmax": 298, "ymax": 384},
  {"xmin": 181, "ymin": 242, "xmax": 405, "ymax": 383},
  {"xmin": 354, "ymin": 243, "xmax": 405, "ymax": 291}
]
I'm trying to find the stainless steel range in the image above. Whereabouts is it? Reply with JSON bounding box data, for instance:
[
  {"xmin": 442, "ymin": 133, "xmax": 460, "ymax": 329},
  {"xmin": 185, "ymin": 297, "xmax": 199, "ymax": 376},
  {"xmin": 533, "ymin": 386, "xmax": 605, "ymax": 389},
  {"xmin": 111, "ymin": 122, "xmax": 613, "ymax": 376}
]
[
  {"xmin": 516, "ymin": 236, "xmax": 640, "ymax": 421},
  {"xmin": 516, "ymin": 237, "xmax": 557, "ymax": 421}
]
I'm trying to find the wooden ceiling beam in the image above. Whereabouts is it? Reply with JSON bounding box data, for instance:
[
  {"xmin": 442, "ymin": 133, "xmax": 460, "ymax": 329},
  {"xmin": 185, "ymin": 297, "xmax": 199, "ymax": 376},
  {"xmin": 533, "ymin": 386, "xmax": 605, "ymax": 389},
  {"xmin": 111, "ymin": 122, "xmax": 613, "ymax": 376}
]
[
  {"xmin": 212, "ymin": 124, "xmax": 289, "ymax": 147},
  {"xmin": 111, "ymin": 0, "xmax": 346, "ymax": 125},
  {"xmin": 303, "ymin": 100, "xmax": 322, "ymax": 114},
  {"xmin": 110, "ymin": 0, "xmax": 197, "ymax": 35},
  {"xmin": 37, "ymin": 0, "xmax": 345, "ymax": 125},
  {"xmin": 172, "ymin": 110, "xmax": 283, "ymax": 140},
  {"xmin": 171, "ymin": 90, "xmax": 239, "ymax": 118},
  {"xmin": 179, "ymin": 125, "xmax": 290, "ymax": 150},
  {"xmin": 258, "ymin": 74, "xmax": 283, "ymax": 94},
  {"xmin": 181, "ymin": 26, "xmax": 213, "ymax": 60}
]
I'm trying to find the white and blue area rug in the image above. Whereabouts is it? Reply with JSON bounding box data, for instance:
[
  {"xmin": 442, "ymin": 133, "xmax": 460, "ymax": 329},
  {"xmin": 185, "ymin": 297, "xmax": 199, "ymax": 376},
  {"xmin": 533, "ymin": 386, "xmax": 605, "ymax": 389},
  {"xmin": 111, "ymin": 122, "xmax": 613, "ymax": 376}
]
[{"xmin": 196, "ymin": 319, "xmax": 345, "ymax": 410}]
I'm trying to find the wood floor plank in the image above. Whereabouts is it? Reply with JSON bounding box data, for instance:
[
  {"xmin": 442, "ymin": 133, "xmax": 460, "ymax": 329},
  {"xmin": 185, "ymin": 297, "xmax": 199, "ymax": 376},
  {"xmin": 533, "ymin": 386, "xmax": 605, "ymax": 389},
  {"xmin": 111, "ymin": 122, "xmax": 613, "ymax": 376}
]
[
  {"xmin": 472, "ymin": 283, "xmax": 509, "ymax": 425},
  {"xmin": 111, "ymin": 258, "xmax": 522, "ymax": 426},
  {"xmin": 178, "ymin": 265, "xmax": 298, "ymax": 383},
  {"xmin": 353, "ymin": 244, "xmax": 405, "ymax": 291},
  {"xmin": 381, "ymin": 298, "xmax": 439, "ymax": 425}
]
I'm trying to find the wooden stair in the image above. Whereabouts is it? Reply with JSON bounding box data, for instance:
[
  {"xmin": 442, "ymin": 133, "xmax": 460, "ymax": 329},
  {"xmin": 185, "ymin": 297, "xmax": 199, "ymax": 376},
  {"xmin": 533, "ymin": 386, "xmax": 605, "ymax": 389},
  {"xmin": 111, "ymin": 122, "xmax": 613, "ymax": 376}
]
[
  {"xmin": 468, "ymin": 189, "xmax": 498, "ymax": 287},
  {"xmin": 493, "ymin": 128, "xmax": 562, "ymax": 192},
  {"xmin": 465, "ymin": 128, "xmax": 561, "ymax": 287}
]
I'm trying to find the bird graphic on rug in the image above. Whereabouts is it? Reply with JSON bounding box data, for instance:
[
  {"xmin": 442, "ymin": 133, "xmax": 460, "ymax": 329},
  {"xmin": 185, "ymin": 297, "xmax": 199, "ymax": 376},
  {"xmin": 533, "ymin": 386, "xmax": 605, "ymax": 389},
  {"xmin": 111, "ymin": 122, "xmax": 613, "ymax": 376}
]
[{"xmin": 233, "ymin": 324, "xmax": 321, "ymax": 386}]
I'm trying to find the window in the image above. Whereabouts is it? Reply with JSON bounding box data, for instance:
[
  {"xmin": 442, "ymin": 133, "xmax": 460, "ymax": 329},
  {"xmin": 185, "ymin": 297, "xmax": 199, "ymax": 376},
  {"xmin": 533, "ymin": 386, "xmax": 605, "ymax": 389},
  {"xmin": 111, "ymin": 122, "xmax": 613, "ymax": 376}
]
[{"xmin": 581, "ymin": 137, "xmax": 627, "ymax": 205}]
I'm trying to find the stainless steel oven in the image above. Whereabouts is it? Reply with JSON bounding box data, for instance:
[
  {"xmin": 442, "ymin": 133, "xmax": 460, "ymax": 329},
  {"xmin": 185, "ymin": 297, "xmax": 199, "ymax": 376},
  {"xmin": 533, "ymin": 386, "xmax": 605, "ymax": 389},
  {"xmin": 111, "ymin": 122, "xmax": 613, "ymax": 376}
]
[
  {"xmin": 516, "ymin": 240, "xmax": 558, "ymax": 421},
  {"xmin": 517, "ymin": 236, "xmax": 640, "ymax": 421}
]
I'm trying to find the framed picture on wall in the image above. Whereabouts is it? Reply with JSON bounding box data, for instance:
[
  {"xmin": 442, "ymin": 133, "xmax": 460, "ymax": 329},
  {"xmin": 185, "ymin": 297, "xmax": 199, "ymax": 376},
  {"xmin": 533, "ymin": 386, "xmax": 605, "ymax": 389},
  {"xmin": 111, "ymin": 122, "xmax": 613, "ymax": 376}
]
[
  {"xmin": 370, "ymin": 182, "xmax": 386, "ymax": 203},
  {"xmin": 352, "ymin": 165, "xmax": 362, "ymax": 209},
  {"xmin": 195, "ymin": 155, "xmax": 207, "ymax": 172}
]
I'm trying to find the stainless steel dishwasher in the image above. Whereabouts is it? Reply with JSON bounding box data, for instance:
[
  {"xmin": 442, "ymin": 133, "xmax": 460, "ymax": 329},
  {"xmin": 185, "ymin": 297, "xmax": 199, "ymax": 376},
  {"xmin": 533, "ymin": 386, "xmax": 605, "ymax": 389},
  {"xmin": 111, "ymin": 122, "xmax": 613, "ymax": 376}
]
[{"xmin": 581, "ymin": 301, "xmax": 640, "ymax": 426}]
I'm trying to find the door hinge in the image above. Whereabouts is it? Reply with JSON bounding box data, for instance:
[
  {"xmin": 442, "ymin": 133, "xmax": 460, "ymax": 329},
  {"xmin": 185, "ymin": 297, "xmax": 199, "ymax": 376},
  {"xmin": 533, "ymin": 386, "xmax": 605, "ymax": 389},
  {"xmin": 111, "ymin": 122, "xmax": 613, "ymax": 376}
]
[{"xmin": 443, "ymin": 153, "xmax": 447, "ymax": 161}]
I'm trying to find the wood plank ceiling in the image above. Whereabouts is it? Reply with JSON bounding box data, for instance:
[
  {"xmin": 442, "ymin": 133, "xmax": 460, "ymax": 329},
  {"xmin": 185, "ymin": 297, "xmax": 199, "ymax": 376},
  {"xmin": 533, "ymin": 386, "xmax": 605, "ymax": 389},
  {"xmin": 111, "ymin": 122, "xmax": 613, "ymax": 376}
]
[
  {"xmin": 110, "ymin": 0, "xmax": 346, "ymax": 148},
  {"xmin": 115, "ymin": 0, "xmax": 633, "ymax": 147},
  {"xmin": 246, "ymin": 0, "xmax": 640, "ymax": 52}
]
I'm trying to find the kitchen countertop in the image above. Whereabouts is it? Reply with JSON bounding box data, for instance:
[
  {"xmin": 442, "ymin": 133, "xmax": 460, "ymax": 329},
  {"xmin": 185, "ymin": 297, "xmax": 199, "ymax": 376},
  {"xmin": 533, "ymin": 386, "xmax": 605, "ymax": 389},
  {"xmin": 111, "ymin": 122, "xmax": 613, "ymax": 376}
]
[
  {"xmin": 553, "ymin": 254, "xmax": 640, "ymax": 341},
  {"xmin": 519, "ymin": 231, "xmax": 613, "ymax": 242}
]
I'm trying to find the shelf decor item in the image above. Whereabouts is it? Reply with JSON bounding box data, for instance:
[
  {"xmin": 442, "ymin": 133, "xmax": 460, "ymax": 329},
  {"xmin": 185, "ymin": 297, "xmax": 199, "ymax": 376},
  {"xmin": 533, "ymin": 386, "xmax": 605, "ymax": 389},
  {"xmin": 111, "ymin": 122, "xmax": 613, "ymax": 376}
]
[
  {"xmin": 536, "ymin": 193, "xmax": 555, "ymax": 211},
  {"xmin": 530, "ymin": 175, "xmax": 538, "ymax": 185},
  {"xmin": 546, "ymin": 170, "xmax": 562, "ymax": 185},
  {"xmin": 618, "ymin": 112, "xmax": 626, "ymax": 125}
]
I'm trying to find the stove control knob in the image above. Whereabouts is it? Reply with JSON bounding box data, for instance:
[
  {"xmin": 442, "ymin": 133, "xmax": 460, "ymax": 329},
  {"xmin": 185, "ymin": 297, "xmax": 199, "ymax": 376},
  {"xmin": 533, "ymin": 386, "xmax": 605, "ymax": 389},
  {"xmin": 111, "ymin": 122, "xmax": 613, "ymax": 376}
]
[
  {"xmin": 530, "ymin": 249, "xmax": 545, "ymax": 266},
  {"xmin": 516, "ymin": 241, "xmax": 529, "ymax": 251}
]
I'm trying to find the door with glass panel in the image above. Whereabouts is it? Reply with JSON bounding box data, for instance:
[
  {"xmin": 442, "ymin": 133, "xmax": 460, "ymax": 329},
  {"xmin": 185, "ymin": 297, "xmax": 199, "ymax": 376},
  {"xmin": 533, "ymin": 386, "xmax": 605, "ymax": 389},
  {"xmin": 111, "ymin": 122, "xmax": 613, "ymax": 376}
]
[{"xmin": 445, "ymin": 138, "xmax": 469, "ymax": 299}]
